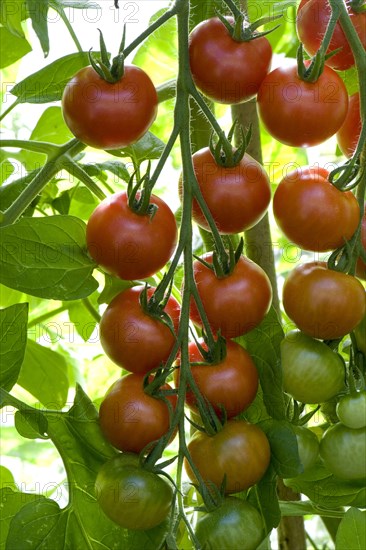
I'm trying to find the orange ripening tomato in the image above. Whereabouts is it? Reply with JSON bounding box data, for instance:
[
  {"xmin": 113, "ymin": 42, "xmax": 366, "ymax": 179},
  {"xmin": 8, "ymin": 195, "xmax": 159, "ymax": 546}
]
[{"xmin": 337, "ymin": 93, "xmax": 361, "ymax": 158}]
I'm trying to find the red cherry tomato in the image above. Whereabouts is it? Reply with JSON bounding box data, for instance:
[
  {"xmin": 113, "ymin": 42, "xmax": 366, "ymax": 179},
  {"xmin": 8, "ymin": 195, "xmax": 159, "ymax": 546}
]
[
  {"xmin": 185, "ymin": 147, "xmax": 271, "ymax": 234},
  {"xmin": 190, "ymin": 254, "xmax": 272, "ymax": 338},
  {"xmin": 337, "ymin": 93, "xmax": 361, "ymax": 158},
  {"xmin": 273, "ymin": 168, "xmax": 360, "ymax": 251},
  {"xmin": 174, "ymin": 339, "xmax": 258, "ymax": 419},
  {"xmin": 257, "ymin": 64, "xmax": 348, "ymax": 147},
  {"xmin": 189, "ymin": 17, "xmax": 272, "ymax": 104},
  {"xmin": 283, "ymin": 262, "xmax": 366, "ymax": 340},
  {"xmin": 86, "ymin": 191, "xmax": 177, "ymax": 280},
  {"xmin": 62, "ymin": 65, "xmax": 158, "ymax": 149},
  {"xmin": 99, "ymin": 373, "xmax": 177, "ymax": 453},
  {"xmin": 100, "ymin": 286, "xmax": 180, "ymax": 374}
]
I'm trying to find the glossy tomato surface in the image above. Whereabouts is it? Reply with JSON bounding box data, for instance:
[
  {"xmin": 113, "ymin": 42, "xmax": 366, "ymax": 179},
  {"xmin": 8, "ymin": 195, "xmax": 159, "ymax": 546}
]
[
  {"xmin": 337, "ymin": 93, "xmax": 361, "ymax": 158},
  {"xmin": 185, "ymin": 420, "xmax": 271, "ymax": 494},
  {"xmin": 320, "ymin": 423, "xmax": 366, "ymax": 481},
  {"xmin": 297, "ymin": 0, "xmax": 366, "ymax": 71},
  {"xmin": 188, "ymin": 147, "xmax": 271, "ymax": 234},
  {"xmin": 174, "ymin": 339, "xmax": 258, "ymax": 418},
  {"xmin": 86, "ymin": 191, "xmax": 177, "ymax": 280},
  {"xmin": 62, "ymin": 65, "xmax": 158, "ymax": 149},
  {"xmin": 273, "ymin": 168, "xmax": 360, "ymax": 251},
  {"xmin": 100, "ymin": 286, "xmax": 180, "ymax": 374},
  {"xmin": 190, "ymin": 254, "xmax": 272, "ymax": 338},
  {"xmin": 293, "ymin": 425, "xmax": 320, "ymax": 472},
  {"xmin": 195, "ymin": 497, "xmax": 264, "ymax": 550},
  {"xmin": 99, "ymin": 373, "xmax": 177, "ymax": 453},
  {"xmin": 282, "ymin": 262, "xmax": 366, "ymax": 340},
  {"xmin": 257, "ymin": 64, "xmax": 348, "ymax": 147},
  {"xmin": 189, "ymin": 17, "xmax": 272, "ymax": 104},
  {"xmin": 281, "ymin": 330, "xmax": 345, "ymax": 404},
  {"xmin": 95, "ymin": 453, "xmax": 173, "ymax": 530},
  {"xmin": 336, "ymin": 392, "xmax": 366, "ymax": 429}
]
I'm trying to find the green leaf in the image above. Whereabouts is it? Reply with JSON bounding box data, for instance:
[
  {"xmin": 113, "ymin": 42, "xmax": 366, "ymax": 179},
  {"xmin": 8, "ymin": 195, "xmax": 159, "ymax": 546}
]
[
  {"xmin": 14, "ymin": 408, "xmax": 49, "ymax": 439},
  {"xmin": 0, "ymin": 0, "xmax": 26, "ymax": 37},
  {"xmin": 108, "ymin": 132, "xmax": 165, "ymax": 165},
  {"xmin": 26, "ymin": 0, "xmax": 49, "ymax": 56},
  {"xmin": 17, "ymin": 339, "xmax": 69, "ymax": 408},
  {"xmin": 97, "ymin": 274, "xmax": 138, "ymax": 305},
  {"xmin": 0, "ymin": 488, "xmax": 41, "ymax": 550},
  {"xmin": 0, "ymin": 174, "xmax": 40, "ymax": 216},
  {"xmin": 30, "ymin": 106, "xmax": 73, "ymax": 143},
  {"xmin": 248, "ymin": 465, "xmax": 280, "ymax": 534},
  {"xmin": 10, "ymin": 52, "xmax": 92, "ymax": 104},
  {"xmin": 336, "ymin": 508, "xmax": 366, "ymax": 549},
  {"xmin": 83, "ymin": 160, "xmax": 130, "ymax": 184},
  {"xmin": 0, "ymin": 26, "xmax": 31, "ymax": 69},
  {"xmin": 0, "ymin": 159, "xmax": 15, "ymax": 184},
  {"xmin": 0, "ymin": 303, "xmax": 28, "ymax": 391},
  {"xmin": 68, "ymin": 297, "xmax": 98, "ymax": 342},
  {"xmin": 0, "ymin": 466, "xmax": 15, "ymax": 487},
  {"xmin": 261, "ymin": 419, "xmax": 303, "ymax": 478},
  {"xmin": 68, "ymin": 187, "xmax": 99, "ymax": 220},
  {"xmin": 0, "ymin": 216, "xmax": 98, "ymax": 300}
]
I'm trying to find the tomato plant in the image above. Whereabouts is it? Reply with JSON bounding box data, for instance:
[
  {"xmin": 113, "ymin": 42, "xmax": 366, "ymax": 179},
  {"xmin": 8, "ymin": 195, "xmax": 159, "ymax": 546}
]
[
  {"xmin": 100, "ymin": 286, "xmax": 180, "ymax": 374},
  {"xmin": 86, "ymin": 191, "xmax": 177, "ymax": 280},
  {"xmin": 354, "ymin": 311, "xmax": 366, "ymax": 355},
  {"xmin": 320, "ymin": 423, "xmax": 366, "ymax": 481},
  {"xmin": 62, "ymin": 65, "xmax": 158, "ymax": 149},
  {"xmin": 95, "ymin": 453, "xmax": 173, "ymax": 530},
  {"xmin": 185, "ymin": 420, "xmax": 271, "ymax": 494},
  {"xmin": 186, "ymin": 147, "xmax": 271, "ymax": 234},
  {"xmin": 356, "ymin": 203, "xmax": 366, "ymax": 280},
  {"xmin": 283, "ymin": 262, "xmax": 366, "ymax": 340},
  {"xmin": 194, "ymin": 497, "xmax": 265, "ymax": 550},
  {"xmin": 337, "ymin": 93, "xmax": 361, "ymax": 158},
  {"xmin": 174, "ymin": 339, "xmax": 258, "ymax": 419},
  {"xmin": 293, "ymin": 426, "xmax": 320, "ymax": 472},
  {"xmin": 273, "ymin": 168, "xmax": 360, "ymax": 251},
  {"xmin": 189, "ymin": 17, "xmax": 272, "ymax": 104},
  {"xmin": 336, "ymin": 392, "xmax": 366, "ymax": 429},
  {"xmin": 257, "ymin": 63, "xmax": 349, "ymax": 147},
  {"xmin": 98, "ymin": 373, "xmax": 177, "ymax": 453},
  {"xmin": 190, "ymin": 253, "xmax": 272, "ymax": 338}
]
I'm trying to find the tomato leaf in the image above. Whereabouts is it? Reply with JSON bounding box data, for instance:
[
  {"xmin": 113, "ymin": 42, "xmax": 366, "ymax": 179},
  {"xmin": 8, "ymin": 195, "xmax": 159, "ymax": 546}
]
[
  {"xmin": 261, "ymin": 419, "xmax": 303, "ymax": 478},
  {"xmin": 0, "ymin": 303, "xmax": 28, "ymax": 392},
  {"xmin": 14, "ymin": 408, "xmax": 49, "ymax": 440},
  {"xmin": 0, "ymin": 0, "xmax": 26, "ymax": 37},
  {"xmin": 26, "ymin": 0, "xmax": 49, "ymax": 56},
  {"xmin": 0, "ymin": 27, "xmax": 31, "ymax": 69},
  {"xmin": 108, "ymin": 132, "xmax": 165, "ymax": 164},
  {"xmin": 248, "ymin": 465, "xmax": 280, "ymax": 534},
  {"xmin": 0, "ymin": 216, "xmax": 98, "ymax": 300},
  {"xmin": 336, "ymin": 508, "xmax": 366, "ymax": 549},
  {"xmin": 0, "ymin": 488, "xmax": 41, "ymax": 550}
]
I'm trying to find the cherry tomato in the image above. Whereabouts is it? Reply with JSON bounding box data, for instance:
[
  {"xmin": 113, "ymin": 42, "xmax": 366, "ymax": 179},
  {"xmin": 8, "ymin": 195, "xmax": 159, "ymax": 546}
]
[
  {"xmin": 185, "ymin": 419, "xmax": 271, "ymax": 494},
  {"xmin": 194, "ymin": 497, "xmax": 264, "ymax": 550},
  {"xmin": 283, "ymin": 262, "xmax": 366, "ymax": 340},
  {"xmin": 356, "ymin": 203, "xmax": 366, "ymax": 280},
  {"xmin": 337, "ymin": 93, "xmax": 361, "ymax": 158},
  {"xmin": 293, "ymin": 425, "xmax": 320, "ymax": 472},
  {"xmin": 186, "ymin": 147, "xmax": 271, "ymax": 234},
  {"xmin": 257, "ymin": 64, "xmax": 348, "ymax": 147},
  {"xmin": 190, "ymin": 254, "xmax": 272, "ymax": 338},
  {"xmin": 62, "ymin": 65, "xmax": 158, "ymax": 149},
  {"xmin": 95, "ymin": 453, "xmax": 173, "ymax": 530},
  {"xmin": 281, "ymin": 331, "xmax": 346, "ymax": 404},
  {"xmin": 320, "ymin": 423, "xmax": 366, "ymax": 481},
  {"xmin": 189, "ymin": 17, "xmax": 272, "ymax": 104},
  {"xmin": 336, "ymin": 392, "xmax": 366, "ymax": 429},
  {"xmin": 98, "ymin": 373, "xmax": 177, "ymax": 453},
  {"xmin": 174, "ymin": 339, "xmax": 258, "ymax": 419},
  {"xmin": 100, "ymin": 286, "xmax": 180, "ymax": 374},
  {"xmin": 273, "ymin": 168, "xmax": 360, "ymax": 251},
  {"xmin": 297, "ymin": 0, "xmax": 366, "ymax": 71},
  {"xmin": 86, "ymin": 191, "xmax": 177, "ymax": 280}
]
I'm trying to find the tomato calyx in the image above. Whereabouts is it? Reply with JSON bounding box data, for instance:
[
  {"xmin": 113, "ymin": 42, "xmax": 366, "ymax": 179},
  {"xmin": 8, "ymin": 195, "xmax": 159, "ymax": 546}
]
[
  {"xmin": 288, "ymin": 399, "xmax": 320, "ymax": 427},
  {"xmin": 89, "ymin": 28, "xmax": 126, "ymax": 83},
  {"xmin": 216, "ymin": 11, "xmax": 282, "ymax": 43},
  {"xmin": 194, "ymin": 238, "xmax": 244, "ymax": 279},
  {"xmin": 209, "ymin": 120, "xmax": 251, "ymax": 168},
  {"xmin": 191, "ymin": 332, "xmax": 227, "ymax": 367},
  {"xmin": 127, "ymin": 163, "xmax": 158, "ymax": 217},
  {"xmin": 349, "ymin": 0, "xmax": 366, "ymax": 13},
  {"xmin": 139, "ymin": 280, "xmax": 177, "ymax": 336}
]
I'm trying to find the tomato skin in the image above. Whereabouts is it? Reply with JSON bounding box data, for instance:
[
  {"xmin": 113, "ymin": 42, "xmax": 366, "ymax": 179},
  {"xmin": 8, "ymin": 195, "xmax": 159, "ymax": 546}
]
[
  {"xmin": 95, "ymin": 453, "xmax": 173, "ymax": 530},
  {"xmin": 189, "ymin": 17, "xmax": 272, "ymax": 104},
  {"xmin": 190, "ymin": 254, "xmax": 272, "ymax": 338},
  {"xmin": 100, "ymin": 287, "xmax": 180, "ymax": 374},
  {"xmin": 98, "ymin": 373, "xmax": 177, "ymax": 453},
  {"xmin": 62, "ymin": 65, "xmax": 158, "ymax": 149},
  {"xmin": 281, "ymin": 330, "xmax": 345, "ymax": 404},
  {"xmin": 257, "ymin": 64, "xmax": 348, "ymax": 147},
  {"xmin": 185, "ymin": 420, "xmax": 271, "ymax": 494},
  {"xmin": 282, "ymin": 262, "xmax": 366, "ymax": 340},
  {"xmin": 293, "ymin": 426, "xmax": 320, "ymax": 471},
  {"xmin": 86, "ymin": 191, "xmax": 177, "ymax": 280},
  {"xmin": 194, "ymin": 497, "xmax": 264, "ymax": 550},
  {"xmin": 337, "ymin": 93, "xmax": 361, "ymax": 158},
  {"xmin": 356, "ymin": 203, "xmax": 366, "ymax": 280},
  {"xmin": 320, "ymin": 423, "xmax": 366, "ymax": 481},
  {"xmin": 174, "ymin": 339, "xmax": 258, "ymax": 419},
  {"xmin": 186, "ymin": 147, "xmax": 271, "ymax": 234},
  {"xmin": 336, "ymin": 392, "xmax": 366, "ymax": 429},
  {"xmin": 273, "ymin": 169, "xmax": 360, "ymax": 251},
  {"xmin": 297, "ymin": 0, "xmax": 366, "ymax": 71}
]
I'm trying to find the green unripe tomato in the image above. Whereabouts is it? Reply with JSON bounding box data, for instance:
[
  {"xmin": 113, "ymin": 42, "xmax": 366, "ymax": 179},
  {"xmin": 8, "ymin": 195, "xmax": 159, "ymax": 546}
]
[
  {"xmin": 293, "ymin": 425, "xmax": 320, "ymax": 472},
  {"xmin": 320, "ymin": 423, "xmax": 366, "ymax": 481},
  {"xmin": 281, "ymin": 330, "xmax": 346, "ymax": 404},
  {"xmin": 354, "ymin": 313, "xmax": 366, "ymax": 355},
  {"xmin": 195, "ymin": 497, "xmax": 264, "ymax": 550},
  {"xmin": 95, "ymin": 453, "xmax": 173, "ymax": 530},
  {"xmin": 336, "ymin": 391, "xmax": 366, "ymax": 429}
]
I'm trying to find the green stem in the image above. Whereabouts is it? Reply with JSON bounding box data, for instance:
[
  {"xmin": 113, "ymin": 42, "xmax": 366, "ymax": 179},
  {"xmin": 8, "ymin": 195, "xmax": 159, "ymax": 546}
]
[
  {"xmin": 81, "ymin": 298, "xmax": 101, "ymax": 323},
  {"xmin": 28, "ymin": 304, "xmax": 69, "ymax": 329},
  {"xmin": 0, "ymin": 139, "xmax": 57, "ymax": 155},
  {"xmin": 0, "ymin": 100, "xmax": 20, "ymax": 122},
  {"xmin": 63, "ymin": 159, "xmax": 106, "ymax": 200},
  {"xmin": 58, "ymin": 7, "xmax": 83, "ymax": 53},
  {"xmin": 156, "ymin": 79, "xmax": 176, "ymax": 103}
]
